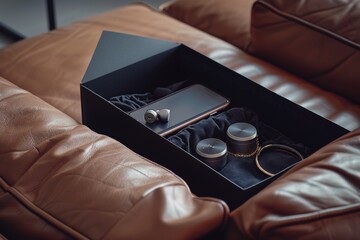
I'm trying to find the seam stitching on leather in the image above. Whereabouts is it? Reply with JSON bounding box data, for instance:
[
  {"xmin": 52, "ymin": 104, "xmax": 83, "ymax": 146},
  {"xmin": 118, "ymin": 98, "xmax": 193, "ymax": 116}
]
[
  {"xmin": 255, "ymin": 1, "xmax": 360, "ymax": 50},
  {"xmin": 0, "ymin": 177, "xmax": 89, "ymax": 240},
  {"xmin": 263, "ymin": 202, "xmax": 360, "ymax": 233}
]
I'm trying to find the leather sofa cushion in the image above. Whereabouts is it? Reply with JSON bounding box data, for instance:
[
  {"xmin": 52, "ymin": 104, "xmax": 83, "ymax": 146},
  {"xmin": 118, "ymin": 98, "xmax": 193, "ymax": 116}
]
[
  {"xmin": 161, "ymin": 0, "xmax": 256, "ymax": 51},
  {"xmin": 226, "ymin": 126, "xmax": 360, "ymax": 239},
  {"xmin": 250, "ymin": 0, "xmax": 360, "ymax": 104},
  {"xmin": 0, "ymin": 76, "xmax": 228, "ymax": 239}
]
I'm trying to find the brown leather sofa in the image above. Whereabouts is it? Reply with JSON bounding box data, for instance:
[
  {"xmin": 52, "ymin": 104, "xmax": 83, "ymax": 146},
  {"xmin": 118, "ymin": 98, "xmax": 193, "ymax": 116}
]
[{"xmin": 0, "ymin": 0, "xmax": 359, "ymax": 239}]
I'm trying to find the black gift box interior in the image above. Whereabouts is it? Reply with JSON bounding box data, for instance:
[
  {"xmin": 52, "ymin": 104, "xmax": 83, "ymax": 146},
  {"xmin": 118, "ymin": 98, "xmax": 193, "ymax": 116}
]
[{"xmin": 81, "ymin": 31, "xmax": 348, "ymax": 210}]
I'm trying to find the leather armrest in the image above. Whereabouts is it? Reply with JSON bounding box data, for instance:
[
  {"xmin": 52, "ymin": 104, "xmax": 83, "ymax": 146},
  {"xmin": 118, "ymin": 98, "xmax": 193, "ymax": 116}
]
[
  {"xmin": 0, "ymin": 76, "xmax": 228, "ymax": 239},
  {"xmin": 226, "ymin": 127, "xmax": 360, "ymax": 239},
  {"xmin": 250, "ymin": 0, "xmax": 360, "ymax": 104}
]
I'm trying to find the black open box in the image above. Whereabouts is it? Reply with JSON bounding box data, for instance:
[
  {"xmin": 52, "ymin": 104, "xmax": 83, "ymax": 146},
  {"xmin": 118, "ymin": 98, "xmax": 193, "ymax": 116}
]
[{"xmin": 81, "ymin": 31, "xmax": 348, "ymax": 210}]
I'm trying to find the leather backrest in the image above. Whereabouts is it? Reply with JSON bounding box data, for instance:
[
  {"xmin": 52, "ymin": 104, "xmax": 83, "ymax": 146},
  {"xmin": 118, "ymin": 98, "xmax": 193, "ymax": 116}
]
[
  {"xmin": 161, "ymin": 0, "xmax": 256, "ymax": 51},
  {"xmin": 250, "ymin": 0, "xmax": 360, "ymax": 104}
]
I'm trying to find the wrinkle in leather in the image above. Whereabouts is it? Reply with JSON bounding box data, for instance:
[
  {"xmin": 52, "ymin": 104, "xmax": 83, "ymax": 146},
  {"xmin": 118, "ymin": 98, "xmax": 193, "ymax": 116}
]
[
  {"xmin": 226, "ymin": 127, "xmax": 360, "ymax": 239},
  {"xmin": 0, "ymin": 77, "xmax": 227, "ymax": 239}
]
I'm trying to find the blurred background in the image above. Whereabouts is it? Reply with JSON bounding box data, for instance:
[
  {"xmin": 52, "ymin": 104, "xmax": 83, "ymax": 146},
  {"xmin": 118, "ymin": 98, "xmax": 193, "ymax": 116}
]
[{"xmin": 0, "ymin": 0, "xmax": 168, "ymax": 48}]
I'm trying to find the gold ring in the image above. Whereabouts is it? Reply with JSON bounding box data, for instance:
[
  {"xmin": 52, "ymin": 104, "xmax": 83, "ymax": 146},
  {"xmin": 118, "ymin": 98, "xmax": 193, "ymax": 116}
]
[{"xmin": 255, "ymin": 144, "xmax": 304, "ymax": 177}]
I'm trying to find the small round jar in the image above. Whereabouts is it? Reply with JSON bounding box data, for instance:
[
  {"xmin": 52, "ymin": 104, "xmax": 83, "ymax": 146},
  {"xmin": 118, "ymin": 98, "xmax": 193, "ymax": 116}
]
[
  {"xmin": 227, "ymin": 122, "xmax": 258, "ymax": 157},
  {"xmin": 196, "ymin": 138, "xmax": 227, "ymax": 170}
]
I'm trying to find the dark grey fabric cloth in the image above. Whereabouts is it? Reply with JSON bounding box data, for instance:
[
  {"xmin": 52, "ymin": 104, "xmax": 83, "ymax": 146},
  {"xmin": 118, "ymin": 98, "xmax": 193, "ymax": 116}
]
[{"xmin": 168, "ymin": 108, "xmax": 309, "ymax": 189}]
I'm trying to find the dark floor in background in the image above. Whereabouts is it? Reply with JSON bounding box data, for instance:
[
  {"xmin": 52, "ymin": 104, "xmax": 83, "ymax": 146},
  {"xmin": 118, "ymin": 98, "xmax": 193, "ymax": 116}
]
[{"xmin": 0, "ymin": 0, "xmax": 168, "ymax": 48}]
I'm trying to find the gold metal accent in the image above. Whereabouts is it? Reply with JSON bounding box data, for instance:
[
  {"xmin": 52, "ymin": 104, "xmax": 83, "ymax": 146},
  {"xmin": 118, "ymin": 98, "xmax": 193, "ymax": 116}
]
[
  {"xmin": 228, "ymin": 138, "xmax": 260, "ymax": 158},
  {"xmin": 255, "ymin": 144, "xmax": 304, "ymax": 177}
]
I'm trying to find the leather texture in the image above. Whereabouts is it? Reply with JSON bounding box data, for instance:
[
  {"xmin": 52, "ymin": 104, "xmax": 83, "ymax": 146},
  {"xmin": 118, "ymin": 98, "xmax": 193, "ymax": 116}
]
[
  {"xmin": 0, "ymin": 3, "xmax": 359, "ymax": 131},
  {"xmin": 225, "ymin": 126, "xmax": 360, "ymax": 239},
  {"xmin": 1, "ymin": 1, "xmax": 360, "ymax": 239},
  {"xmin": 250, "ymin": 0, "xmax": 360, "ymax": 104},
  {"xmin": 0, "ymin": 233, "xmax": 7, "ymax": 240},
  {"xmin": 0, "ymin": 77, "xmax": 228, "ymax": 239},
  {"xmin": 160, "ymin": 0, "xmax": 360, "ymax": 131},
  {"xmin": 160, "ymin": 0, "xmax": 256, "ymax": 51}
]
